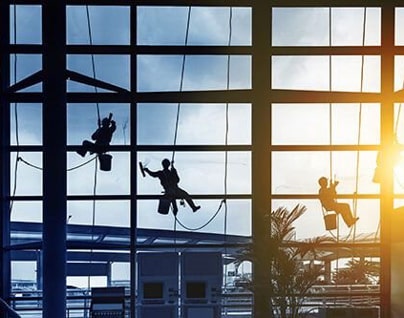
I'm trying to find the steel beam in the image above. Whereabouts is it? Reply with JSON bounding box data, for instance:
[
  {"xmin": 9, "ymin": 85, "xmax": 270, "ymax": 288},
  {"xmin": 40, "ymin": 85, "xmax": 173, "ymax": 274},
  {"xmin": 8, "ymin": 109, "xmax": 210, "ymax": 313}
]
[
  {"xmin": 42, "ymin": 0, "xmax": 67, "ymax": 317},
  {"xmin": 251, "ymin": 1, "xmax": 272, "ymax": 317},
  {"xmin": 380, "ymin": 4, "xmax": 394, "ymax": 318},
  {"xmin": 0, "ymin": 0, "xmax": 11, "ymax": 304}
]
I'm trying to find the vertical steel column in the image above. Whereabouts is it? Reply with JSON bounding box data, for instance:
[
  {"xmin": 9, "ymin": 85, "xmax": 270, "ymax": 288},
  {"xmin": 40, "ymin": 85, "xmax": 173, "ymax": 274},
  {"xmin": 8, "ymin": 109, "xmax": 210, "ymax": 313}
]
[
  {"xmin": 0, "ymin": 0, "xmax": 11, "ymax": 303},
  {"xmin": 251, "ymin": 1, "xmax": 272, "ymax": 317},
  {"xmin": 380, "ymin": 4, "xmax": 395, "ymax": 318},
  {"xmin": 42, "ymin": 1, "xmax": 67, "ymax": 317},
  {"xmin": 36, "ymin": 251, "xmax": 43, "ymax": 291},
  {"xmin": 130, "ymin": 3, "xmax": 138, "ymax": 317}
]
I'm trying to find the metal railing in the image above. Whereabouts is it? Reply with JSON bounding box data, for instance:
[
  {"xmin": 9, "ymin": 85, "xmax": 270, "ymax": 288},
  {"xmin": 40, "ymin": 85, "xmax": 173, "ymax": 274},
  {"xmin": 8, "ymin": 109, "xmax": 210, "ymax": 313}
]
[{"xmin": 7, "ymin": 285, "xmax": 381, "ymax": 318}]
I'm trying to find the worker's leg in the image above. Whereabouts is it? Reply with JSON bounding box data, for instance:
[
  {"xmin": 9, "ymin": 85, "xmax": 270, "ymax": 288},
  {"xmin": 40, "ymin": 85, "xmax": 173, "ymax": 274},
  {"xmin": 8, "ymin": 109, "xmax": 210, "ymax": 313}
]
[
  {"xmin": 335, "ymin": 203, "xmax": 358, "ymax": 227},
  {"xmin": 175, "ymin": 188, "xmax": 200, "ymax": 212},
  {"xmin": 76, "ymin": 140, "xmax": 93, "ymax": 157}
]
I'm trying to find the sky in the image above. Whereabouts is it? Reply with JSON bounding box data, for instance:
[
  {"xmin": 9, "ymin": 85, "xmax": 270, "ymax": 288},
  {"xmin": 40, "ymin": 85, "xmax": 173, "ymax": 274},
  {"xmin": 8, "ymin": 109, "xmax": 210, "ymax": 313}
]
[{"xmin": 8, "ymin": 5, "xmax": 404, "ymax": 285}]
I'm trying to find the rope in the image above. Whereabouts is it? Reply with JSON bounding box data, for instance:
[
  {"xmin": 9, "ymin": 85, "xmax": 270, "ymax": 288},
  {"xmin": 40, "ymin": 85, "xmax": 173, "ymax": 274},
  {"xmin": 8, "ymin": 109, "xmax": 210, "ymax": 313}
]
[
  {"xmin": 223, "ymin": 6, "xmax": 233, "ymax": 291},
  {"xmin": 87, "ymin": 157, "xmax": 98, "ymax": 291},
  {"xmin": 324, "ymin": 8, "xmax": 365, "ymax": 243},
  {"xmin": 171, "ymin": 6, "xmax": 191, "ymax": 240},
  {"xmin": 328, "ymin": 7, "xmax": 333, "ymax": 181},
  {"xmin": 171, "ymin": 7, "xmax": 192, "ymax": 163},
  {"xmin": 175, "ymin": 199, "xmax": 226, "ymax": 231},
  {"xmin": 17, "ymin": 155, "xmax": 97, "ymax": 171},
  {"xmin": 10, "ymin": 3, "xmax": 19, "ymax": 215},
  {"xmin": 84, "ymin": 5, "xmax": 101, "ymax": 293},
  {"xmin": 85, "ymin": 5, "xmax": 101, "ymax": 124},
  {"xmin": 349, "ymin": 7, "xmax": 368, "ymax": 243},
  {"xmin": 323, "ymin": 8, "xmax": 338, "ymax": 240},
  {"xmin": 67, "ymin": 156, "xmax": 97, "ymax": 171},
  {"xmin": 10, "ymin": 6, "xmax": 102, "ymax": 179},
  {"xmin": 122, "ymin": 118, "xmax": 128, "ymax": 145},
  {"xmin": 172, "ymin": 7, "xmax": 233, "ymax": 234},
  {"xmin": 327, "ymin": 8, "xmax": 340, "ymax": 285}
]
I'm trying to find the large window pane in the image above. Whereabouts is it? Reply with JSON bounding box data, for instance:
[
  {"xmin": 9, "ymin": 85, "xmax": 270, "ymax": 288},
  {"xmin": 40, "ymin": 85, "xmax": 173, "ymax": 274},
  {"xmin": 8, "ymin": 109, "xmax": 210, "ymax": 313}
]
[
  {"xmin": 10, "ymin": 103, "xmax": 43, "ymax": 145},
  {"xmin": 67, "ymin": 6, "xmax": 129, "ymax": 45},
  {"xmin": 138, "ymin": 151, "xmax": 251, "ymax": 195},
  {"xmin": 138, "ymin": 6, "xmax": 251, "ymax": 46},
  {"xmin": 10, "ymin": 5, "xmax": 42, "ymax": 44},
  {"xmin": 272, "ymin": 151, "xmax": 379, "ymax": 194},
  {"xmin": 137, "ymin": 103, "xmax": 251, "ymax": 145},
  {"xmin": 67, "ymin": 152, "xmax": 130, "ymax": 195},
  {"xmin": 67, "ymin": 55, "xmax": 130, "ymax": 91},
  {"xmin": 137, "ymin": 55, "xmax": 251, "ymax": 92},
  {"xmin": 272, "ymin": 103, "xmax": 380, "ymax": 145}
]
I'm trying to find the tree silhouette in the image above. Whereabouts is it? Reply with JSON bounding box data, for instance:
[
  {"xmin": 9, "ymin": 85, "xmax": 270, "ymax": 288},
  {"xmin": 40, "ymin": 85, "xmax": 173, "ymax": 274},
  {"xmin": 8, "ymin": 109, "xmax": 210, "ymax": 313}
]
[
  {"xmin": 236, "ymin": 204, "xmax": 333, "ymax": 318},
  {"xmin": 333, "ymin": 258, "xmax": 380, "ymax": 285}
]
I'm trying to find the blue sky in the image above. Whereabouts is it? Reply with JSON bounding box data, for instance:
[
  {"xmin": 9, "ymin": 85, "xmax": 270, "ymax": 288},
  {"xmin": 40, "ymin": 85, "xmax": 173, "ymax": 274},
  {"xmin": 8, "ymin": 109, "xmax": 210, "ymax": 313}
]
[{"xmin": 9, "ymin": 5, "xmax": 401, "ymax": 284}]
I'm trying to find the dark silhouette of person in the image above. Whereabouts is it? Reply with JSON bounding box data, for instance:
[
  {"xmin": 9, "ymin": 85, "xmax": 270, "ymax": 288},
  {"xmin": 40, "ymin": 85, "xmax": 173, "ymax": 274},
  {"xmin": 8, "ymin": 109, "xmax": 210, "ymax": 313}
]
[
  {"xmin": 77, "ymin": 113, "xmax": 116, "ymax": 157},
  {"xmin": 318, "ymin": 176, "xmax": 359, "ymax": 228},
  {"xmin": 143, "ymin": 158, "xmax": 201, "ymax": 215},
  {"xmin": 373, "ymin": 145, "xmax": 401, "ymax": 183}
]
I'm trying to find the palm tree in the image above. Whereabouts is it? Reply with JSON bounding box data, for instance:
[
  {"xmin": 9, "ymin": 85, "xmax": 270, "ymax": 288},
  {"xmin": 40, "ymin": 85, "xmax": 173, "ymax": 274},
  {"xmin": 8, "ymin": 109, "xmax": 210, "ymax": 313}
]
[
  {"xmin": 333, "ymin": 258, "xmax": 380, "ymax": 285},
  {"xmin": 236, "ymin": 204, "xmax": 333, "ymax": 318}
]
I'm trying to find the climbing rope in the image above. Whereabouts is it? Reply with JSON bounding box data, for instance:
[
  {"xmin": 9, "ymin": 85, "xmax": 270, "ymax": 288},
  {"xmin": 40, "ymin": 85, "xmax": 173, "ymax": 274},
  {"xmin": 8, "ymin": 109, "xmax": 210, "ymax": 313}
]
[
  {"xmin": 171, "ymin": 7, "xmax": 191, "ymax": 163},
  {"xmin": 18, "ymin": 156, "xmax": 97, "ymax": 171},
  {"xmin": 85, "ymin": 5, "xmax": 102, "ymax": 291},
  {"xmin": 9, "ymin": 5, "xmax": 101, "ymax": 183},
  {"xmin": 171, "ymin": 6, "xmax": 191, "ymax": 245},
  {"xmin": 322, "ymin": 7, "xmax": 338, "ymax": 241},
  {"xmin": 324, "ymin": 8, "xmax": 366, "ymax": 242},
  {"xmin": 88, "ymin": 157, "xmax": 98, "ymax": 290},
  {"xmin": 328, "ymin": 6, "xmax": 333, "ymax": 183},
  {"xmin": 350, "ymin": 7, "xmax": 368, "ymax": 243},
  {"xmin": 172, "ymin": 7, "xmax": 233, "ymax": 234},
  {"xmin": 223, "ymin": 7, "xmax": 233, "ymax": 293},
  {"xmin": 9, "ymin": 3, "xmax": 19, "ymax": 215},
  {"xmin": 85, "ymin": 5, "xmax": 101, "ymax": 124},
  {"xmin": 174, "ymin": 199, "xmax": 226, "ymax": 231}
]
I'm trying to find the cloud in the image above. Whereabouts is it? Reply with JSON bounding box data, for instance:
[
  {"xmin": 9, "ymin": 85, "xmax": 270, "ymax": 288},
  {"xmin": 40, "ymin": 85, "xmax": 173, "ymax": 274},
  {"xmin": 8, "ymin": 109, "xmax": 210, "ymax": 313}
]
[
  {"xmin": 137, "ymin": 7, "xmax": 251, "ymax": 46},
  {"xmin": 9, "ymin": 7, "xmax": 388, "ymax": 282},
  {"xmin": 67, "ymin": 6, "xmax": 130, "ymax": 45},
  {"xmin": 11, "ymin": 5, "xmax": 42, "ymax": 44}
]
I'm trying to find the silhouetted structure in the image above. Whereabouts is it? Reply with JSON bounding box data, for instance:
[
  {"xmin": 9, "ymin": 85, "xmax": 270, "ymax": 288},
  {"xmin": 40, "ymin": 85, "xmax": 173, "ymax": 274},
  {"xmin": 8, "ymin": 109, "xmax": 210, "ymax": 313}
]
[
  {"xmin": 142, "ymin": 159, "xmax": 200, "ymax": 215},
  {"xmin": 373, "ymin": 146, "xmax": 401, "ymax": 183},
  {"xmin": 318, "ymin": 176, "xmax": 358, "ymax": 228},
  {"xmin": 77, "ymin": 113, "xmax": 116, "ymax": 157}
]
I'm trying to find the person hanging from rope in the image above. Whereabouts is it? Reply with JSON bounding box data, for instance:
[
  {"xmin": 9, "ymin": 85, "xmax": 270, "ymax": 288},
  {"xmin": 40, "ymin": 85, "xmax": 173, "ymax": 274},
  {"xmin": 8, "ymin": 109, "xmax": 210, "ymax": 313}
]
[
  {"xmin": 318, "ymin": 176, "xmax": 359, "ymax": 228},
  {"xmin": 77, "ymin": 113, "xmax": 116, "ymax": 157},
  {"xmin": 372, "ymin": 142, "xmax": 402, "ymax": 183},
  {"xmin": 141, "ymin": 158, "xmax": 201, "ymax": 215}
]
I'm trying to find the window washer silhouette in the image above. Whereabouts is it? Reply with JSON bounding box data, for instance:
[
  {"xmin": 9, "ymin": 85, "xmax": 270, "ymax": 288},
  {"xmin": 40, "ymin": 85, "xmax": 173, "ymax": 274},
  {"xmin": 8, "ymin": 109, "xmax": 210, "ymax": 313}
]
[
  {"xmin": 372, "ymin": 144, "xmax": 402, "ymax": 183},
  {"xmin": 318, "ymin": 176, "xmax": 359, "ymax": 228},
  {"xmin": 141, "ymin": 159, "xmax": 201, "ymax": 215},
  {"xmin": 77, "ymin": 113, "xmax": 116, "ymax": 157}
]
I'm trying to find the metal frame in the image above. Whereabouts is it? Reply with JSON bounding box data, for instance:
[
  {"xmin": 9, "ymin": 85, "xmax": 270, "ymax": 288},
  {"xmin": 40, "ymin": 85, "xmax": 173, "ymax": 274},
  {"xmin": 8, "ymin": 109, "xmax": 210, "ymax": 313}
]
[
  {"xmin": 0, "ymin": 0, "xmax": 11, "ymax": 305},
  {"xmin": 0, "ymin": 1, "xmax": 399, "ymax": 318}
]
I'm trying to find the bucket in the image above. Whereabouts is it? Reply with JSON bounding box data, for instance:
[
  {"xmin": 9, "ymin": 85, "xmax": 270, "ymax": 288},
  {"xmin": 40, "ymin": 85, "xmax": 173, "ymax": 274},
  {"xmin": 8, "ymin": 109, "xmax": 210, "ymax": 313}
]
[
  {"xmin": 158, "ymin": 197, "xmax": 171, "ymax": 215},
  {"xmin": 98, "ymin": 154, "xmax": 112, "ymax": 171},
  {"xmin": 324, "ymin": 213, "xmax": 337, "ymax": 231}
]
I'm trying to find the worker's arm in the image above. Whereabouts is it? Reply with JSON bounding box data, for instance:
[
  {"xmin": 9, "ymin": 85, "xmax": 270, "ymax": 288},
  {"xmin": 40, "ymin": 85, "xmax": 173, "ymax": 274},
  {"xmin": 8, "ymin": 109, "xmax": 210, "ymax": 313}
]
[
  {"xmin": 143, "ymin": 168, "xmax": 159, "ymax": 178},
  {"xmin": 110, "ymin": 120, "xmax": 116, "ymax": 133}
]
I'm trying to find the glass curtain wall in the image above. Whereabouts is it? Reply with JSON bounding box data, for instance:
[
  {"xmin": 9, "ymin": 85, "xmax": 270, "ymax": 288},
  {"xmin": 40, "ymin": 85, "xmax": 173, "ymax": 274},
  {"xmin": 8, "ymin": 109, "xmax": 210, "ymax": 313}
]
[{"xmin": 2, "ymin": 1, "xmax": 402, "ymax": 318}]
